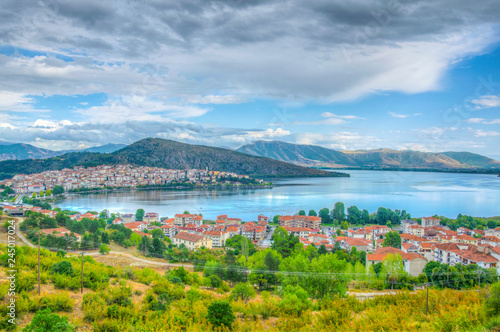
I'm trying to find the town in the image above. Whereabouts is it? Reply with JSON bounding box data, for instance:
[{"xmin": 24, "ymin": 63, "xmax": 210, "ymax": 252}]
[
  {"xmin": 0, "ymin": 165, "xmax": 267, "ymax": 194},
  {"xmin": 2, "ymin": 202, "xmax": 499, "ymax": 278}
]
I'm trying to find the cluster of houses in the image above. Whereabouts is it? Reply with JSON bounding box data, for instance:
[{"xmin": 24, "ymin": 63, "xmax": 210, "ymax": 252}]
[
  {"xmin": 111, "ymin": 213, "xmax": 272, "ymax": 250},
  {"xmin": 0, "ymin": 165, "xmax": 259, "ymax": 194},
  {"xmin": 336, "ymin": 217, "xmax": 500, "ymax": 277}
]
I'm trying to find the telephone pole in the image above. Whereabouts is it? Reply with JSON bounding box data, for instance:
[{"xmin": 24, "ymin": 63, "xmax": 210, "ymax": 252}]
[
  {"xmin": 38, "ymin": 232, "xmax": 41, "ymax": 295},
  {"xmin": 476, "ymin": 270, "xmax": 484, "ymax": 290},
  {"xmin": 81, "ymin": 252, "xmax": 85, "ymax": 294},
  {"xmin": 425, "ymin": 282, "xmax": 430, "ymax": 315}
]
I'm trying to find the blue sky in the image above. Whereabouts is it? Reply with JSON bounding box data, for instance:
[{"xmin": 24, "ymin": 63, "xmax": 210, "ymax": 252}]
[{"xmin": 0, "ymin": 0, "xmax": 499, "ymax": 159}]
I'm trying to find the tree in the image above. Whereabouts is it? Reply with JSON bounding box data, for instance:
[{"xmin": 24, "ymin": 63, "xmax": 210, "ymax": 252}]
[
  {"xmin": 298, "ymin": 210, "xmax": 306, "ymax": 216},
  {"xmin": 135, "ymin": 209, "xmax": 145, "ymax": 221},
  {"xmin": 347, "ymin": 205, "xmax": 362, "ymax": 224},
  {"xmin": 46, "ymin": 189, "xmax": 52, "ymax": 196},
  {"xmin": 361, "ymin": 209, "xmax": 370, "ymax": 223},
  {"xmin": 318, "ymin": 208, "xmax": 330, "ymax": 224},
  {"xmin": 206, "ymin": 300, "xmax": 235, "ymax": 329},
  {"xmin": 230, "ymin": 283, "xmax": 256, "ymax": 302},
  {"xmin": 101, "ymin": 231, "xmax": 110, "ymax": 244},
  {"xmin": 487, "ymin": 220, "xmax": 497, "ymax": 229},
  {"xmin": 209, "ymin": 275, "xmax": 222, "ymax": 288},
  {"xmin": 23, "ymin": 309, "xmax": 74, "ymax": 332},
  {"xmin": 151, "ymin": 229, "xmax": 163, "ymax": 239},
  {"xmin": 39, "ymin": 191, "xmax": 44, "ymax": 197},
  {"xmin": 50, "ymin": 260, "xmax": 74, "ymax": 276},
  {"xmin": 382, "ymin": 231, "xmax": 401, "ymax": 249},
  {"xmin": 332, "ymin": 202, "xmax": 345, "ymax": 223},
  {"xmin": 32, "ymin": 193, "xmax": 37, "ymax": 198},
  {"xmin": 52, "ymin": 185, "xmax": 64, "ymax": 195},
  {"xmin": 99, "ymin": 244, "xmax": 110, "ymax": 255},
  {"xmin": 308, "ymin": 210, "xmax": 317, "ymax": 216},
  {"xmin": 340, "ymin": 221, "xmax": 348, "ymax": 230},
  {"xmin": 318, "ymin": 244, "xmax": 328, "ymax": 255},
  {"xmin": 2, "ymin": 186, "xmax": 14, "ymax": 195},
  {"xmin": 484, "ymin": 282, "xmax": 500, "ymax": 317},
  {"xmin": 376, "ymin": 207, "xmax": 389, "ymax": 225},
  {"xmin": 273, "ymin": 215, "xmax": 280, "ymax": 223}
]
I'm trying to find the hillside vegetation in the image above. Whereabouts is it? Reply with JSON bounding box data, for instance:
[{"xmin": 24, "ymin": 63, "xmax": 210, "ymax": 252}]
[
  {"xmin": 0, "ymin": 138, "xmax": 348, "ymax": 180},
  {"xmin": 237, "ymin": 141, "xmax": 500, "ymax": 172}
]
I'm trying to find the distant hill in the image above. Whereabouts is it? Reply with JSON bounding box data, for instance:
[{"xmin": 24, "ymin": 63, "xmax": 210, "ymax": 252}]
[
  {"xmin": 237, "ymin": 141, "xmax": 500, "ymax": 172},
  {"xmin": 0, "ymin": 142, "xmax": 126, "ymax": 161},
  {"xmin": 82, "ymin": 144, "xmax": 126, "ymax": 153},
  {"xmin": 0, "ymin": 143, "xmax": 64, "ymax": 161},
  {"xmin": 0, "ymin": 138, "xmax": 348, "ymax": 180}
]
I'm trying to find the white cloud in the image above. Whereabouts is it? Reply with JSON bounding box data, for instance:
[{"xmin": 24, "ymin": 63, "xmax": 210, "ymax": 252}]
[
  {"xmin": 470, "ymin": 95, "xmax": 500, "ymax": 109},
  {"xmin": 466, "ymin": 117, "xmax": 500, "ymax": 124},
  {"xmin": 472, "ymin": 129, "xmax": 500, "ymax": 137},
  {"xmin": 388, "ymin": 111, "xmax": 423, "ymax": 118},
  {"xmin": 184, "ymin": 95, "xmax": 246, "ymax": 105}
]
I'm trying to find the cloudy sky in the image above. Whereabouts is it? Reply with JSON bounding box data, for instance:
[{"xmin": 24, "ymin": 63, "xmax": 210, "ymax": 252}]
[{"xmin": 1, "ymin": 0, "xmax": 500, "ymax": 158}]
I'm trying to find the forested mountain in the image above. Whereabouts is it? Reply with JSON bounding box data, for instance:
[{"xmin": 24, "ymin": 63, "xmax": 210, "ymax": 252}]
[
  {"xmin": 0, "ymin": 138, "xmax": 348, "ymax": 180},
  {"xmin": 237, "ymin": 141, "xmax": 500, "ymax": 171}
]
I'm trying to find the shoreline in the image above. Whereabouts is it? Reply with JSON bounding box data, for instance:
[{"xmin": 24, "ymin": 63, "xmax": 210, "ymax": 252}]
[{"xmin": 316, "ymin": 167, "xmax": 500, "ymax": 175}]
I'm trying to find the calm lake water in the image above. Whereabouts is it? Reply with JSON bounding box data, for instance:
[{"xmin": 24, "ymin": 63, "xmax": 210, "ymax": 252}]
[{"xmin": 57, "ymin": 170, "xmax": 500, "ymax": 220}]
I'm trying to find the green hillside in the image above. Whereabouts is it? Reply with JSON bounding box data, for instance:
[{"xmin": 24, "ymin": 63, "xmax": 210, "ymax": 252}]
[{"xmin": 0, "ymin": 138, "xmax": 348, "ymax": 180}]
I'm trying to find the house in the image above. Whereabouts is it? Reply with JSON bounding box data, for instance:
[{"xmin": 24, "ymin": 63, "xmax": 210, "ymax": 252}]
[
  {"xmin": 453, "ymin": 246, "xmax": 498, "ymax": 271},
  {"xmin": 309, "ymin": 233, "xmax": 330, "ymax": 243},
  {"xmin": 258, "ymin": 215, "xmax": 269, "ymax": 222},
  {"xmin": 370, "ymin": 225, "xmax": 392, "ymax": 238},
  {"xmin": 174, "ymin": 214, "xmax": 203, "ymax": 227},
  {"xmin": 418, "ymin": 242, "xmax": 436, "ymax": 261},
  {"xmin": 121, "ymin": 214, "xmax": 135, "ymax": 224},
  {"xmin": 401, "ymin": 219, "xmax": 418, "ymax": 233},
  {"xmin": 342, "ymin": 238, "xmax": 372, "ymax": 252},
  {"xmin": 283, "ymin": 226, "xmax": 315, "ymax": 238},
  {"xmin": 161, "ymin": 224, "xmax": 177, "ymax": 237},
  {"xmin": 226, "ymin": 226, "xmax": 241, "ymax": 237},
  {"xmin": 366, "ymin": 247, "xmax": 427, "ymax": 277},
  {"xmin": 80, "ymin": 212, "xmax": 97, "ymax": 220},
  {"xmin": 421, "ymin": 216, "xmax": 440, "ymax": 228},
  {"xmin": 112, "ymin": 218, "xmax": 123, "ymax": 225},
  {"xmin": 402, "ymin": 243, "xmax": 419, "ymax": 254},
  {"xmin": 40, "ymin": 227, "xmax": 82, "ymax": 242},
  {"xmin": 481, "ymin": 236, "xmax": 500, "ymax": 247},
  {"xmin": 202, "ymin": 231, "xmax": 229, "ymax": 247},
  {"xmin": 485, "ymin": 228, "xmax": 500, "ymax": 239},
  {"xmin": 278, "ymin": 215, "xmax": 321, "ymax": 229},
  {"xmin": 143, "ymin": 212, "xmax": 159, "ymax": 223},
  {"xmin": 123, "ymin": 222, "xmax": 147, "ymax": 232},
  {"xmin": 173, "ymin": 232, "xmax": 212, "ymax": 250},
  {"xmin": 347, "ymin": 229, "xmax": 366, "ymax": 239},
  {"xmin": 456, "ymin": 234, "xmax": 479, "ymax": 246},
  {"xmin": 407, "ymin": 225, "xmax": 425, "ymax": 238}
]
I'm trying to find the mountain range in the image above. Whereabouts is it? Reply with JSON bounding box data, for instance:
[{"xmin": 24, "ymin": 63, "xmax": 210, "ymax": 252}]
[
  {"xmin": 0, "ymin": 138, "xmax": 346, "ymax": 180},
  {"xmin": 0, "ymin": 142, "xmax": 126, "ymax": 161},
  {"xmin": 237, "ymin": 141, "xmax": 500, "ymax": 171}
]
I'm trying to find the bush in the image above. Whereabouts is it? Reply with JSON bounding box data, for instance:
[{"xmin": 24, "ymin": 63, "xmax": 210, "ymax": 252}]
[
  {"xmin": 485, "ymin": 282, "xmax": 500, "ymax": 317},
  {"xmin": 50, "ymin": 261, "xmax": 74, "ymax": 276},
  {"xmin": 230, "ymin": 283, "xmax": 256, "ymax": 302},
  {"xmin": 23, "ymin": 309, "xmax": 74, "ymax": 332},
  {"xmin": 207, "ymin": 300, "xmax": 235, "ymax": 329},
  {"xmin": 25, "ymin": 292, "xmax": 74, "ymax": 312},
  {"xmin": 169, "ymin": 277, "xmax": 182, "ymax": 284}
]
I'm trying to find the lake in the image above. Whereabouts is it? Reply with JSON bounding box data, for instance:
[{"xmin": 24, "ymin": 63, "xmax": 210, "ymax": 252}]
[{"xmin": 56, "ymin": 170, "xmax": 500, "ymax": 220}]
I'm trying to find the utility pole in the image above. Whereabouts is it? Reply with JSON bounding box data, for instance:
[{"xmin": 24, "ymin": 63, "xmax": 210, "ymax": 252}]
[
  {"xmin": 476, "ymin": 270, "xmax": 484, "ymax": 290},
  {"xmin": 81, "ymin": 252, "xmax": 85, "ymax": 294},
  {"xmin": 38, "ymin": 232, "xmax": 41, "ymax": 295},
  {"xmin": 425, "ymin": 283, "xmax": 430, "ymax": 315}
]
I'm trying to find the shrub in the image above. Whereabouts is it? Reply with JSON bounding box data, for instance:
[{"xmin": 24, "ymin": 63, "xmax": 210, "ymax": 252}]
[
  {"xmin": 50, "ymin": 261, "xmax": 74, "ymax": 276},
  {"xmin": 207, "ymin": 300, "xmax": 235, "ymax": 329},
  {"xmin": 22, "ymin": 309, "xmax": 74, "ymax": 332},
  {"xmin": 485, "ymin": 282, "xmax": 500, "ymax": 317},
  {"xmin": 209, "ymin": 275, "xmax": 222, "ymax": 288},
  {"xmin": 26, "ymin": 292, "xmax": 74, "ymax": 312},
  {"xmin": 169, "ymin": 276, "xmax": 182, "ymax": 284},
  {"xmin": 230, "ymin": 283, "xmax": 256, "ymax": 302}
]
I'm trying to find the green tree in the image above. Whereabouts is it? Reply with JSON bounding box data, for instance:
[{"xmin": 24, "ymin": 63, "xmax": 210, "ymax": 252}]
[
  {"xmin": 135, "ymin": 209, "xmax": 145, "ymax": 221},
  {"xmin": 484, "ymin": 282, "xmax": 500, "ymax": 317},
  {"xmin": 487, "ymin": 220, "xmax": 497, "ymax": 229},
  {"xmin": 318, "ymin": 208, "xmax": 330, "ymax": 224},
  {"xmin": 308, "ymin": 210, "xmax": 317, "ymax": 216},
  {"xmin": 32, "ymin": 193, "xmax": 37, "ymax": 198},
  {"xmin": 151, "ymin": 229, "xmax": 163, "ymax": 239},
  {"xmin": 99, "ymin": 244, "xmax": 110, "ymax": 255},
  {"xmin": 45, "ymin": 189, "xmax": 52, "ymax": 196},
  {"xmin": 230, "ymin": 283, "xmax": 256, "ymax": 302},
  {"xmin": 273, "ymin": 215, "xmax": 280, "ymax": 223},
  {"xmin": 298, "ymin": 210, "xmax": 306, "ymax": 216},
  {"xmin": 376, "ymin": 207, "xmax": 389, "ymax": 225},
  {"xmin": 347, "ymin": 205, "xmax": 362, "ymax": 224},
  {"xmin": 332, "ymin": 202, "xmax": 345, "ymax": 223},
  {"xmin": 23, "ymin": 309, "xmax": 74, "ymax": 332},
  {"xmin": 52, "ymin": 185, "xmax": 64, "ymax": 195},
  {"xmin": 382, "ymin": 231, "xmax": 401, "ymax": 249},
  {"xmin": 209, "ymin": 275, "xmax": 222, "ymax": 288},
  {"xmin": 318, "ymin": 244, "xmax": 328, "ymax": 255},
  {"xmin": 206, "ymin": 300, "xmax": 235, "ymax": 329},
  {"xmin": 50, "ymin": 260, "xmax": 74, "ymax": 276},
  {"xmin": 2, "ymin": 186, "xmax": 14, "ymax": 195},
  {"xmin": 340, "ymin": 220, "xmax": 348, "ymax": 230},
  {"xmin": 101, "ymin": 231, "xmax": 110, "ymax": 244}
]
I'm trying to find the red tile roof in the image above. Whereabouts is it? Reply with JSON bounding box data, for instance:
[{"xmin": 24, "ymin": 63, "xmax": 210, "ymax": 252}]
[{"xmin": 175, "ymin": 232, "xmax": 205, "ymax": 242}]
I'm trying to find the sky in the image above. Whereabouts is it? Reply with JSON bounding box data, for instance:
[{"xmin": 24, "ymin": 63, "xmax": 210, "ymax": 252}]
[{"xmin": 0, "ymin": 0, "xmax": 499, "ymax": 159}]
